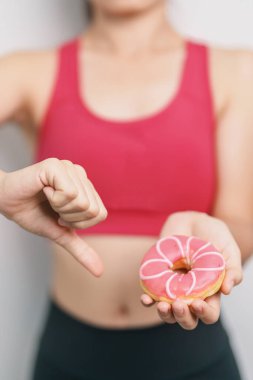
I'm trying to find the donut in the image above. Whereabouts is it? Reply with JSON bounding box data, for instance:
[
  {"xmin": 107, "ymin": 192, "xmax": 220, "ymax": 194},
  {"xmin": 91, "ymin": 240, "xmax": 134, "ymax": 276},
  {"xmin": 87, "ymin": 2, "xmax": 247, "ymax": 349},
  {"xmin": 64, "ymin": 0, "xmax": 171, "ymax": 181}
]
[{"xmin": 139, "ymin": 235, "xmax": 226, "ymax": 304}]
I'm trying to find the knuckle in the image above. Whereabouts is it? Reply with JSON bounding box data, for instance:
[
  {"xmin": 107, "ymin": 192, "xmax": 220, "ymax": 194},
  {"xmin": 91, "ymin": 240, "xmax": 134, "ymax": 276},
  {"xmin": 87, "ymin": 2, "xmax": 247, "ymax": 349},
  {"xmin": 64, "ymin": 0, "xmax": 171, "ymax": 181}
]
[
  {"xmin": 86, "ymin": 206, "xmax": 99, "ymax": 218},
  {"xmin": 218, "ymin": 219, "xmax": 229, "ymax": 231},
  {"xmin": 74, "ymin": 164, "xmax": 88, "ymax": 178},
  {"xmin": 54, "ymin": 231, "xmax": 69, "ymax": 246},
  {"xmin": 43, "ymin": 157, "xmax": 60, "ymax": 167},
  {"xmin": 198, "ymin": 211, "xmax": 209, "ymax": 220},
  {"xmin": 99, "ymin": 209, "xmax": 108, "ymax": 221},
  {"xmin": 61, "ymin": 159, "xmax": 74, "ymax": 167},
  {"xmin": 168, "ymin": 212, "xmax": 184, "ymax": 223}
]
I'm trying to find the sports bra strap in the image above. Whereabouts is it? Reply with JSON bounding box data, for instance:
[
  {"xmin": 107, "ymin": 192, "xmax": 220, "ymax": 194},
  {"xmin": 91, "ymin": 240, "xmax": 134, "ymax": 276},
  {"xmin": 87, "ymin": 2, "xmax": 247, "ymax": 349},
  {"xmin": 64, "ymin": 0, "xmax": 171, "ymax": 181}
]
[
  {"xmin": 53, "ymin": 38, "xmax": 79, "ymax": 102},
  {"xmin": 51, "ymin": 37, "xmax": 211, "ymax": 113},
  {"xmin": 182, "ymin": 41, "xmax": 211, "ymax": 101}
]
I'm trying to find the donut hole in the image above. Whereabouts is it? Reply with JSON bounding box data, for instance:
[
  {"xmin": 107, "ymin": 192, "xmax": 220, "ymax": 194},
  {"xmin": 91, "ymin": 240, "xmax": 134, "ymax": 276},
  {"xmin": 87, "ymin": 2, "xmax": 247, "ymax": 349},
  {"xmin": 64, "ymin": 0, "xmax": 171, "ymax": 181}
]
[
  {"xmin": 174, "ymin": 267, "xmax": 189, "ymax": 274},
  {"xmin": 172, "ymin": 259, "xmax": 191, "ymax": 274}
]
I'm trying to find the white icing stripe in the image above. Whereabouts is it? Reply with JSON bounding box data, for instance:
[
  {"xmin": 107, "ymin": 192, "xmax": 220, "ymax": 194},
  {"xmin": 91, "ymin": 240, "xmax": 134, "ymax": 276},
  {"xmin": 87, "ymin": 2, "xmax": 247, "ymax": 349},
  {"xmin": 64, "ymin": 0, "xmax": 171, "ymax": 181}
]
[
  {"xmin": 156, "ymin": 238, "xmax": 173, "ymax": 267},
  {"xmin": 186, "ymin": 236, "xmax": 195, "ymax": 265},
  {"xmin": 186, "ymin": 271, "xmax": 196, "ymax": 296},
  {"xmin": 165, "ymin": 273, "xmax": 178, "ymax": 299},
  {"xmin": 156, "ymin": 236, "xmax": 185, "ymax": 266},
  {"xmin": 140, "ymin": 270, "xmax": 173, "ymax": 280},
  {"xmin": 139, "ymin": 259, "xmax": 173, "ymax": 279},
  {"xmin": 190, "ymin": 242, "xmax": 212, "ymax": 261},
  {"xmin": 171, "ymin": 236, "xmax": 185, "ymax": 258},
  {"xmin": 192, "ymin": 266, "xmax": 225, "ymax": 272},
  {"xmin": 192, "ymin": 251, "xmax": 225, "ymax": 265}
]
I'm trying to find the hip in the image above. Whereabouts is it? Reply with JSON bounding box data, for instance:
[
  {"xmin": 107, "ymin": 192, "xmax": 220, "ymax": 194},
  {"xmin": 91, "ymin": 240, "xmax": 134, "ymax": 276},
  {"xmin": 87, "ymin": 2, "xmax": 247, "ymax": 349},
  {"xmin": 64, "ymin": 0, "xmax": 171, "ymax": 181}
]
[{"xmin": 31, "ymin": 298, "xmax": 242, "ymax": 380}]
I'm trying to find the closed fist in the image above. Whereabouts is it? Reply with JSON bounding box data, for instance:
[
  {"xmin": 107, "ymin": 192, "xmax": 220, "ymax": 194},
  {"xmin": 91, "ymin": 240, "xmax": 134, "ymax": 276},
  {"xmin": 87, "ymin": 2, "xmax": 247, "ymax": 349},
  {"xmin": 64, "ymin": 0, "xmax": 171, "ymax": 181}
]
[{"xmin": 0, "ymin": 158, "xmax": 108, "ymax": 276}]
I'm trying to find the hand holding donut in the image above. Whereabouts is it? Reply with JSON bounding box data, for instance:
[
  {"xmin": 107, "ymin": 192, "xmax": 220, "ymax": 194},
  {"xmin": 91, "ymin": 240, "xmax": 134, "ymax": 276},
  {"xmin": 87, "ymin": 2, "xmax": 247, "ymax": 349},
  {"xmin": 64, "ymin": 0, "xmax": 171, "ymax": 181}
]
[
  {"xmin": 0, "ymin": 158, "xmax": 107, "ymax": 276},
  {"xmin": 140, "ymin": 211, "xmax": 243, "ymax": 330}
]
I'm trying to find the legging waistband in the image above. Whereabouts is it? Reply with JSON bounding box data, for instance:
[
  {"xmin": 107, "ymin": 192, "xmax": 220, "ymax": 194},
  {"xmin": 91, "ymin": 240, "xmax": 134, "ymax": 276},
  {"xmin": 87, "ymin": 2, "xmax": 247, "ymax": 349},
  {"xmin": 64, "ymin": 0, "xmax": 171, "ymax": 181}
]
[{"xmin": 33, "ymin": 298, "xmax": 235, "ymax": 380}]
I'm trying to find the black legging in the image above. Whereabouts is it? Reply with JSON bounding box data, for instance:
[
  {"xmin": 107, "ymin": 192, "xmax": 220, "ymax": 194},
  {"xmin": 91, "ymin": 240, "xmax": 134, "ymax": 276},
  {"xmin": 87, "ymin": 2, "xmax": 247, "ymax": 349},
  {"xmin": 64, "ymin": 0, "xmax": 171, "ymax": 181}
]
[{"xmin": 31, "ymin": 299, "xmax": 242, "ymax": 380}]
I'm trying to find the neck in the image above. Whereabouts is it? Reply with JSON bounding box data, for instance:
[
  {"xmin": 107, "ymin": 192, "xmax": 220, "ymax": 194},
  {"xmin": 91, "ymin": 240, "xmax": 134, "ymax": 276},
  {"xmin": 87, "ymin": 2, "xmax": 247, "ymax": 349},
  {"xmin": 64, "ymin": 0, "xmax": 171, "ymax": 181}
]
[{"xmin": 85, "ymin": 1, "xmax": 180, "ymax": 56}]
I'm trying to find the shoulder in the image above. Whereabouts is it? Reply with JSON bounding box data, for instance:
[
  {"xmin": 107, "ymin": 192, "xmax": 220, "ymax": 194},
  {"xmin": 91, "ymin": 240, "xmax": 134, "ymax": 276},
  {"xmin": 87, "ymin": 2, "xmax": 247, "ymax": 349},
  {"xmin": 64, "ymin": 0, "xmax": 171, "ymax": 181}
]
[
  {"xmin": 210, "ymin": 46, "xmax": 253, "ymax": 82},
  {"xmin": 0, "ymin": 47, "xmax": 58, "ymax": 102},
  {"xmin": 209, "ymin": 46, "xmax": 253, "ymax": 103},
  {"xmin": 0, "ymin": 48, "xmax": 57, "ymax": 84},
  {"xmin": 189, "ymin": 43, "xmax": 253, "ymax": 115}
]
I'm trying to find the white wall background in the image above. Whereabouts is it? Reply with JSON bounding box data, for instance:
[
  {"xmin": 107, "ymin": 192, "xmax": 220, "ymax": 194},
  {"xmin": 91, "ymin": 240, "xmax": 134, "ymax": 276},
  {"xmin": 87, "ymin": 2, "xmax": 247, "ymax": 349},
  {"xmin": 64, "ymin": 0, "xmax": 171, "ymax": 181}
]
[{"xmin": 0, "ymin": 1, "xmax": 253, "ymax": 379}]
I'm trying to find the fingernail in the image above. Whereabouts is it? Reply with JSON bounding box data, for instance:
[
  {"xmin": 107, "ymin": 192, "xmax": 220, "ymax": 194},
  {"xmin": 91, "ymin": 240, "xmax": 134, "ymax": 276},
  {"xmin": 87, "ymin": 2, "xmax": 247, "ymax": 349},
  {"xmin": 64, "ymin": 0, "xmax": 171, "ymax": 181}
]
[{"xmin": 87, "ymin": 252, "xmax": 103, "ymax": 277}]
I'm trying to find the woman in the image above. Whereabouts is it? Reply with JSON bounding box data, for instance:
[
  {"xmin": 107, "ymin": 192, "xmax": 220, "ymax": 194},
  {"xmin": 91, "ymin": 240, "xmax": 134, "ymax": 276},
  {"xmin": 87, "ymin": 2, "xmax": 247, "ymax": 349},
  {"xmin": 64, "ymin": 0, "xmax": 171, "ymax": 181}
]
[{"xmin": 0, "ymin": 0, "xmax": 253, "ymax": 379}]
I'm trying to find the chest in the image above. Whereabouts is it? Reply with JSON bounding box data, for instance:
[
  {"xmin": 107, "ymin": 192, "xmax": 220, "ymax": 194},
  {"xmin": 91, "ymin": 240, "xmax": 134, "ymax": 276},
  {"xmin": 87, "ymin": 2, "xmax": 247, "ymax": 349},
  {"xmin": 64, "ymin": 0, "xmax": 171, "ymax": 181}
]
[
  {"xmin": 34, "ymin": 41, "xmax": 216, "ymax": 218},
  {"xmin": 81, "ymin": 49, "xmax": 185, "ymax": 121}
]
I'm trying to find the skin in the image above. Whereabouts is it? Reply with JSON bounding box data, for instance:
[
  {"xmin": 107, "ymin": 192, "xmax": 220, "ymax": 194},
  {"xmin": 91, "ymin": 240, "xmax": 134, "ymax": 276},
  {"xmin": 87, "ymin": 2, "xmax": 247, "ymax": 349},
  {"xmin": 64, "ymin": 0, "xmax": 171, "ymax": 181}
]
[{"xmin": 0, "ymin": 0, "xmax": 253, "ymax": 331}]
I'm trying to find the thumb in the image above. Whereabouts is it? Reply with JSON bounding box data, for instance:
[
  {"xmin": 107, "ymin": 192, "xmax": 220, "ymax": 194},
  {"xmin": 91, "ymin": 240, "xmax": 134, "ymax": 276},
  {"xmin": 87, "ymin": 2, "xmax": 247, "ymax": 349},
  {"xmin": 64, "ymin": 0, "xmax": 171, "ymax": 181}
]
[{"xmin": 53, "ymin": 228, "xmax": 104, "ymax": 277}]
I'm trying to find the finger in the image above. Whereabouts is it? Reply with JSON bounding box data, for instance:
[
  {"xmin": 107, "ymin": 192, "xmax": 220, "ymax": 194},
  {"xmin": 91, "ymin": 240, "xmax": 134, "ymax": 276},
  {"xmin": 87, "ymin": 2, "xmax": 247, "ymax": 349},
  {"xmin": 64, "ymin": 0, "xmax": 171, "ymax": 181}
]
[
  {"xmin": 73, "ymin": 165, "xmax": 100, "ymax": 218},
  {"xmin": 59, "ymin": 210, "xmax": 95, "ymax": 223},
  {"xmin": 58, "ymin": 207, "xmax": 107, "ymax": 229},
  {"xmin": 157, "ymin": 302, "xmax": 176, "ymax": 324},
  {"xmin": 59, "ymin": 165, "xmax": 106, "ymax": 225},
  {"xmin": 190, "ymin": 294, "xmax": 220, "ymax": 324},
  {"xmin": 59, "ymin": 181, "xmax": 99, "ymax": 222},
  {"xmin": 140, "ymin": 294, "xmax": 155, "ymax": 307},
  {"xmin": 87, "ymin": 178, "xmax": 108, "ymax": 218},
  {"xmin": 53, "ymin": 229, "xmax": 103, "ymax": 277},
  {"xmin": 58, "ymin": 170, "xmax": 107, "ymax": 228},
  {"xmin": 59, "ymin": 162, "xmax": 98, "ymax": 219},
  {"xmin": 221, "ymin": 266, "xmax": 243, "ymax": 295},
  {"xmin": 40, "ymin": 159, "xmax": 78, "ymax": 208},
  {"xmin": 172, "ymin": 300, "xmax": 198, "ymax": 330}
]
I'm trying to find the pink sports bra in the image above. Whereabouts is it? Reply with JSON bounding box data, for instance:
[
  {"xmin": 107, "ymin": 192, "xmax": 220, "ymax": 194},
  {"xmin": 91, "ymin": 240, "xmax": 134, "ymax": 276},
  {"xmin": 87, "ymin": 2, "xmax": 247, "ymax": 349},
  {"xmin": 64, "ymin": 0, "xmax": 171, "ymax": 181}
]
[{"xmin": 34, "ymin": 37, "xmax": 216, "ymax": 237}]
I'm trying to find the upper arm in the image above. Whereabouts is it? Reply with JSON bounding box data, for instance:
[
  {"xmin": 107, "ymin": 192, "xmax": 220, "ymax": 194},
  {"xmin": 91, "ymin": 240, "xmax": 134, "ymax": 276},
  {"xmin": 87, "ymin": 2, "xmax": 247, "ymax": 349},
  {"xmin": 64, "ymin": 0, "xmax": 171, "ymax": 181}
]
[
  {"xmin": 0, "ymin": 49, "xmax": 57, "ymax": 127},
  {"xmin": 0, "ymin": 52, "xmax": 31, "ymax": 125},
  {"xmin": 212, "ymin": 50, "xmax": 253, "ymax": 223}
]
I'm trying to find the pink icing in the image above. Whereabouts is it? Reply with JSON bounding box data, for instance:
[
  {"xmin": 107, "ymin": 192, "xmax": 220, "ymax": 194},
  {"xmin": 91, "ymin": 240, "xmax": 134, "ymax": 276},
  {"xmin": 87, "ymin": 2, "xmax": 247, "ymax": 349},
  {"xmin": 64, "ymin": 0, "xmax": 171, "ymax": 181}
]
[{"xmin": 139, "ymin": 235, "xmax": 225, "ymax": 301}]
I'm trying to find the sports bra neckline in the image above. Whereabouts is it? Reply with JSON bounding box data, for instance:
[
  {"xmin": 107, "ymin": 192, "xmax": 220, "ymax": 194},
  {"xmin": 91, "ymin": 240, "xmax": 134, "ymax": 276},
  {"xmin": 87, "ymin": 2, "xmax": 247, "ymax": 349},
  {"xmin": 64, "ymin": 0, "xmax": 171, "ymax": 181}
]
[{"xmin": 72, "ymin": 37, "xmax": 192, "ymax": 127}]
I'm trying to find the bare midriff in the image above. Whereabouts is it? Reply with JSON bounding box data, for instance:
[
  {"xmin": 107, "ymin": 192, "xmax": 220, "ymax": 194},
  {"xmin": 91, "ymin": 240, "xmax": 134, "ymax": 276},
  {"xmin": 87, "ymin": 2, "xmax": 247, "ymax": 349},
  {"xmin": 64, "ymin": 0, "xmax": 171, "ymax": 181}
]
[{"xmin": 51, "ymin": 234, "xmax": 164, "ymax": 328}]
